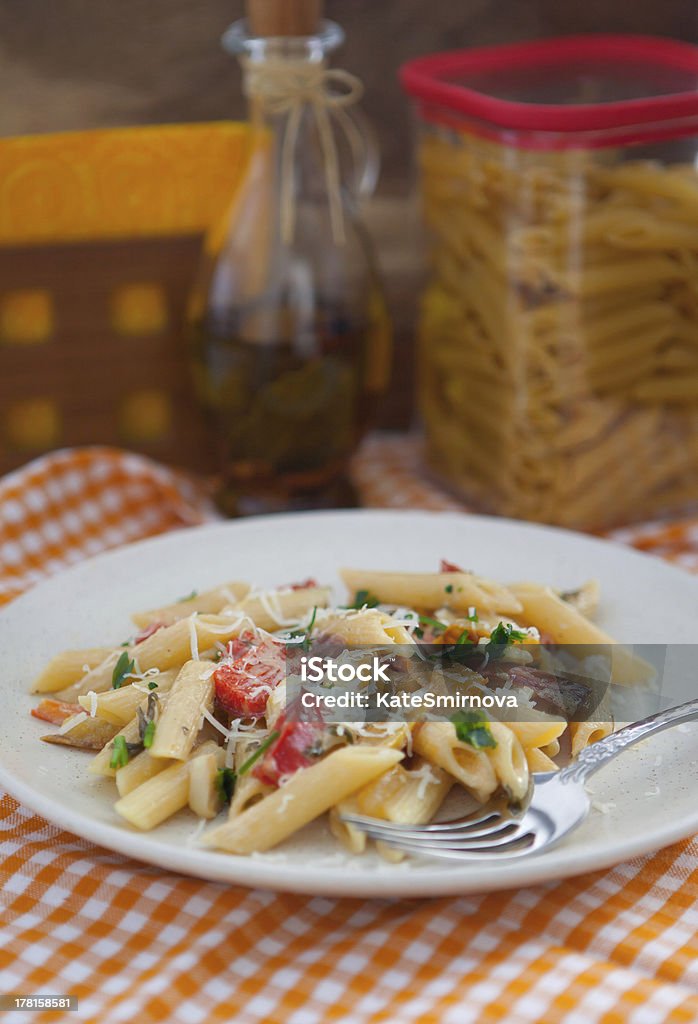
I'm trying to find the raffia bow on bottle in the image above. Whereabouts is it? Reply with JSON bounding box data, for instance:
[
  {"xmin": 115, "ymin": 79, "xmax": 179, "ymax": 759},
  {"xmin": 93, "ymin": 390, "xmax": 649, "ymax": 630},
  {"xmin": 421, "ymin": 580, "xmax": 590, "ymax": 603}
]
[{"xmin": 242, "ymin": 59, "xmax": 367, "ymax": 245}]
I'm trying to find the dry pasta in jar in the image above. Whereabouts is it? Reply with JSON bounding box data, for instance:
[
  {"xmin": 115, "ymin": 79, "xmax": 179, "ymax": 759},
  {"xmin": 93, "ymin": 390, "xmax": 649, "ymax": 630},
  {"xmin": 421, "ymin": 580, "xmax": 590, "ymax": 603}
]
[{"xmin": 402, "ymin": 36, "xmax": 698, "ymax": 529}]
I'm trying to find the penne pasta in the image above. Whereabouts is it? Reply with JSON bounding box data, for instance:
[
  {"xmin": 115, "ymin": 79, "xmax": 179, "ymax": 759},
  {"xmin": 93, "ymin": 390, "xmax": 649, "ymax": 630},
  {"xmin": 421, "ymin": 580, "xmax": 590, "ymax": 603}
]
[
  {"xmin": 77, "ymin": 669, "xmax": 178, "ymax": 726},
  {"xmin": 115, "ymin": 741, "xmax": 220, "ymax": 830},
  {"xmin": 32, "ymin": 648, "xmax": 113, "ymax": 694},
  {"xmin": 413, "ymin": 722, "xmax": 499, "ymax": 803},
  {"xmin": 340, "ymin": 568, "xmax": 522, "ymax": 615},
  {"xmin": 149, "ymin": 660, "xmax": 215, "ymax": 761},
  {"xmin": 203, "ymin": 747, "xmax": 404, "ymax": 854},
  {"xmin": 131, "ymin": 582, "xmax": 250, "ymax": 629},
  {"xmin": 31, "ymin": 562, "xmax": 631, "ymax": 860}
]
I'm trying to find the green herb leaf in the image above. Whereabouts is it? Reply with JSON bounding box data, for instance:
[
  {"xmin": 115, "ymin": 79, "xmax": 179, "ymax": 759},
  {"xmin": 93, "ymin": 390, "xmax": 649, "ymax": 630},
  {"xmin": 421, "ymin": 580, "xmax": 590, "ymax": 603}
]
[
  {"xmin": 147, "ymin": 681, "xmax": 158, "ymax": 691},
  {"xmin": 142, "ymin": 721, "xmax": 156, "ymax": 749},
  {"xmin": 455, "ymin": 629, "xmax": 473, "ymax": 646},
  {"xmin": 112, "ymin": 650, "xmax": 135, "ymax": 689},
  {"xmin": 287, "ymin": 607, "xmax": 318, "ymax": 651},
  {"xmin": 445, "ymin": 584, "xmax": 454, "ymax": 594},
  {"xmin": 451, "ymin": 710, "xmax": 497, "ymax": 750},
  {"xmin": 418, "ymin": 614, "xmax": 447, "ymax": 634},
  {"xmin": 178, "ymin": 589, "xmax": 198, "ymax": 603},
  {"xmin": 467, "ymin": 607, "xmax": 479, "ymax": 623},
  {"xmin": 346, "ymin": 589, "xmax": 379, "ymax": 610},
  {"xmin": 238, "ymin": 731, "xmax": 281, "ymax": 776},
  {"xmin": 215, "ymin": 767, "xmax": 236, "ymax": 804},
  {"xmin": 109, "ymin": 735, "xmax": 130, "ymax": 769},
  {"xmin": 485, "ymin": 622, "xmax": 528, "ymax": 660}
]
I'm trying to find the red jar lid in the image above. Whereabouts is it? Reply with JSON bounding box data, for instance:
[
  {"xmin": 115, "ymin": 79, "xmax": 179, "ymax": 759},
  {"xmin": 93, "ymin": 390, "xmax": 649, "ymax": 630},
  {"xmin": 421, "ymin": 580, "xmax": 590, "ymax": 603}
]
[{"xmin": 400, "ymin": 35, "xmax": 698, "ymax": 147}]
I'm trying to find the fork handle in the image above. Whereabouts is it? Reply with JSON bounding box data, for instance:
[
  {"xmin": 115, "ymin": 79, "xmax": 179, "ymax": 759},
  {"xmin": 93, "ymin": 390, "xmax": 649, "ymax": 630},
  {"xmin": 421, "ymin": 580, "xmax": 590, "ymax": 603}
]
[{"xmin": 559, "ymin": 698, "xmax": 698, "ymax": 784}]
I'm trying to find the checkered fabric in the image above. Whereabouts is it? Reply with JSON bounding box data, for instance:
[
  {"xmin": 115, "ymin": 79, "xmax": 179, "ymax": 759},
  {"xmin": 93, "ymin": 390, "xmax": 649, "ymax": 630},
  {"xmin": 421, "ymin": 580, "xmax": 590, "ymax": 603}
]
[{"xmin": 1, "ymin": 441, "xmax": 697, "ymax": 1024}]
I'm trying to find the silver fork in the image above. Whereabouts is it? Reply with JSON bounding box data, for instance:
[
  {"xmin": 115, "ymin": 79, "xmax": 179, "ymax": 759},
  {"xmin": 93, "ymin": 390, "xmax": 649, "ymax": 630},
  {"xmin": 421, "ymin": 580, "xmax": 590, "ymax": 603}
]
[{"xmin": 340, "ymin": 698, "xmax": 698, "ymax": 861}]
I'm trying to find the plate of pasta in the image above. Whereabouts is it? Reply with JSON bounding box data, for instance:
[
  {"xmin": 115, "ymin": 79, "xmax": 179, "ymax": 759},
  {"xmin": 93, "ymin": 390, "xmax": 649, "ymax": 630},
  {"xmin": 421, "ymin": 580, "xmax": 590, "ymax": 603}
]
[{"xmin": 0, "ymin": 510, "xmax": 697, "ymax": 897}]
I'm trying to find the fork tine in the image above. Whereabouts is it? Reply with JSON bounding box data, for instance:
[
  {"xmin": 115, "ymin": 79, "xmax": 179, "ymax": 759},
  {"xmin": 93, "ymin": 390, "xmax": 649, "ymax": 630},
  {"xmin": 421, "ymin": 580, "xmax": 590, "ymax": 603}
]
[
  {"xmin": 353, "ymin": 819, "xmax": 527, "ymax": 849},
  {"xmin": 340, "ymin": 813, "xmax": 516, "ymax": 843},
  {"xmin": 370, "ymin": 830, "xmax": 537, "ymax": 859}
]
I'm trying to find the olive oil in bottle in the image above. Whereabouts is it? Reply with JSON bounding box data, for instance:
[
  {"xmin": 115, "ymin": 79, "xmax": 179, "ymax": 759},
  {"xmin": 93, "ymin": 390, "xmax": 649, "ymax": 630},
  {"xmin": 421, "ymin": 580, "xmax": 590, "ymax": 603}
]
[{"xmin": 188, "ymin": 1, "xmax": 390, "ymax": 515}]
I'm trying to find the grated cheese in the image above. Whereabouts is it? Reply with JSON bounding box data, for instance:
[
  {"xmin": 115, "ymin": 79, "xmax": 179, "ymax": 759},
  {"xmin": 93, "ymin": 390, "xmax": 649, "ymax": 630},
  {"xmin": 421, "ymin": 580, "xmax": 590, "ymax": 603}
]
[
  {"xmin": 277, "ymin": 792, "xmax": 295, "ymax": 814},
  {"xmin": 200, "ymin": 706, "xmax": 232, "ymax": 741},
  {"xmin": 87, "ymin": 690, "xmax": 98, "ymax": 718},
  {"xmin": 188, "ymin": 616, "xmax": 200, "ymax": 661},
  {"xmin": 410, "ymin": 762, "xmax": 441, "ymax": 801},
  {"xmin": 58, "ymin": 711, "xmax": 88, "ymax": 735}
]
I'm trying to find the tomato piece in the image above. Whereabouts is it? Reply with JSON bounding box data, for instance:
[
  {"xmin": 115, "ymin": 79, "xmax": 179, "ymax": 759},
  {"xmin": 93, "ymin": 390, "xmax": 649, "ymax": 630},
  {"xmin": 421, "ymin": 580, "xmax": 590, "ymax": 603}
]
[
  {"xmin": 253, "ymin": 716, "xmax": 324, "ymax": 786},
  {"xmin": 31, "ymin": 699, "xmax": 82, "ymax": 725},
  {"xmin": 214, "ymin": 636, "xmax": 286, "ymax": 718},
  {"xmin": 440, "ymin": 559, "xmax": 466, "ymax": 573},
  {"xmin": 287, "ymin": 578, "xmax": 318, "ymax": 591},
  {"xmin": 134, "ymin": 621, "xmax": 165, "ymax": 645}
]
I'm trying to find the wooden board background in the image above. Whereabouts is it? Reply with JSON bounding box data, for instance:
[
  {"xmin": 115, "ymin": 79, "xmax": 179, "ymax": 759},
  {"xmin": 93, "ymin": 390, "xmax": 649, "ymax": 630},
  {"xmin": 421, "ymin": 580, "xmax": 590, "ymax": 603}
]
[{"xmin": 0, "ymin": 0, "xmax": 695, "ymax": 191}]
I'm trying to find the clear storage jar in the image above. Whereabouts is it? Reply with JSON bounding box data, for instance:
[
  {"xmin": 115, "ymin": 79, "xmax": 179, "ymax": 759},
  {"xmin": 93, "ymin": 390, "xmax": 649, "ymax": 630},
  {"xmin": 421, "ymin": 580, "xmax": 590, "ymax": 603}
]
[{"xmin": 401, "ymin": 36, "xmax": 698, "ymax": 530}]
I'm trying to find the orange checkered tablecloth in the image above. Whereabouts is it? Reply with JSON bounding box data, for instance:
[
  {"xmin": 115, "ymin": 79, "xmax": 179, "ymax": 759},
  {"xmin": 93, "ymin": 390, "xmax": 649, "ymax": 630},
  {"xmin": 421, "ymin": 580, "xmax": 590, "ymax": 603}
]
[{"xmin": 1, "ymin": 441, "xmax": 697, "ymax": 1024}]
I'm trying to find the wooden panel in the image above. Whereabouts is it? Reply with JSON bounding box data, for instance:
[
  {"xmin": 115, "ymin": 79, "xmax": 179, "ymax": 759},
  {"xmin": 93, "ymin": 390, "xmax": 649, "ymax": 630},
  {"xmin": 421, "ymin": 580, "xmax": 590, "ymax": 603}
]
[{"xmin": 0, "ymin": 236, "xmax": 216, "ymax": 475}]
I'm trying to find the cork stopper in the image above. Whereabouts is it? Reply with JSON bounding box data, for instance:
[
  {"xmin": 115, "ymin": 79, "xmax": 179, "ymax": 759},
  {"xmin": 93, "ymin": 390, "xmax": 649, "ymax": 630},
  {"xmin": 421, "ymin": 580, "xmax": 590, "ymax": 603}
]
[{"xmin": 246, "ymin": 0, "xmax": 323, "ymax": 36}]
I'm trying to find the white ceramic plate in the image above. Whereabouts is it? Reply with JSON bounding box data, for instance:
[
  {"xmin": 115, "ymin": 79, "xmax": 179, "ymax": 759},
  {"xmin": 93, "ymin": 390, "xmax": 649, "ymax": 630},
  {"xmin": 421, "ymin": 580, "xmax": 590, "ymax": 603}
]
[{"xmin": 1, "ymin": 510, "xmax": 697, "ymax": 898}]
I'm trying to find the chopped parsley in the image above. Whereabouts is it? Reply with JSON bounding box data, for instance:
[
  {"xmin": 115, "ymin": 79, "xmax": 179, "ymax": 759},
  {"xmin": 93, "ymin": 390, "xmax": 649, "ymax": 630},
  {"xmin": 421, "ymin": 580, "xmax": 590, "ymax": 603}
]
[
  {"xmin": 147, "ymin": 681, "xmax": 159, "ymax": 691},
  {"xmin": 346, "ymin": 589, "xmax": 380, "ymax": 610},
  {"xmin": 109, "ymin": 735, "xmax": 130, "ymax": 769},
  {"xmin": 445, "ymin": 584, "xmax": 454, "ymax": 594},
  {"xmin": 451, "ymin": 710, "xmax": 497, "ymax": 750},
  {"xmin": 455, "ymin": 629, "xmax": 474, "ymax": 646},
  {"xmin": 485, "ymin": 622, "xmax": 528, "ymax": 660},
  {"xmin": 418, "ymin": 614, "xmax": 447, "ymax": 634},
  {"xmin": 467, "ymin": 607, "xmax": 479, "ymax": 623},
  {"xmin": 238, "ymin": 731, "xmax": 280, "ymax": 776},
  {"xmin": 215, "ymin": 767, "xmax": 236, "ymax": 804},
  {"xmin": 112, "ymin": 650, "xmax": 135, "ymax": 689},
  {"xmin": 288, "ymin": 606, "xmax": 318, "ymax": 650},
  {"xmin": 142, "ymin": 721, "xmax": 156, "ymax": 748},
  {"xmin": 178, "ymin": 589, "xmax": 198, "ymax": 603}
]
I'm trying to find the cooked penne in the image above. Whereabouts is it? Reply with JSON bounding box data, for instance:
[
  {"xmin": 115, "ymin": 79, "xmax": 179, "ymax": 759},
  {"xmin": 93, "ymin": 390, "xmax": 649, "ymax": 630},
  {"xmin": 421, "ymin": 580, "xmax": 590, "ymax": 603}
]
[
  {"xmin": 510, "ymin": 583, "xmax": 653, "ymax": 684},
  {"xmin": 340, "ymin": 569, "xmax": 522, "ymax": 615},
  {"xmin": 88, "ymin": 692, "xmax": 171, "ymax": 777},
  {"xmin": 188, "ymin": 750, "xmax": 224, "ymax": 819},
  {"xmin": 115, "ymin": 741, "xmax": 219, "ymax": 830},
  {"xmin": 149, "ymin": 660, "xmax": 215, "ymax": 761},
  {"xmin": 116, "ymin": 750, "xmax": 171, "ymax": 796},
  {"xmin": 226, "ymin": 587, "xmax": 331, "ymax": 631},
  {"xmin": 413, "ymin": 722, "xmax": 498, "ymax": 803},
  {"xmin": 31, "ymin": 562, "xmax": 630, "ymax": 860},
  {"xmin": 131, "ymin": 582, "xmax": 250, "ymax": 629},
  {"xmin": 77, "ymin": 669, "xmax": 177, "ymax": 725},
  {"xmin": 203, "ymin": 747, "xmax": 404, "ymax": 854},
  {"xmin": 32, "ymin": 648, "xmax": 113, "ymax": 694},
  {"xmin": 569, "ymin": 720, "xmax": 613, "ymax": 757}
]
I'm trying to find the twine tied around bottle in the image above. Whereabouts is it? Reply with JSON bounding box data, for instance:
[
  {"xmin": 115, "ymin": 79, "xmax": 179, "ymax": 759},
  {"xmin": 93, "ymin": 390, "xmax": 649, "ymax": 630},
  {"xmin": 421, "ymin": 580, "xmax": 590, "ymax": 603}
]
[{"xmin": 242, "ymin": 58, "xmax": 366, "ymax": 245}]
